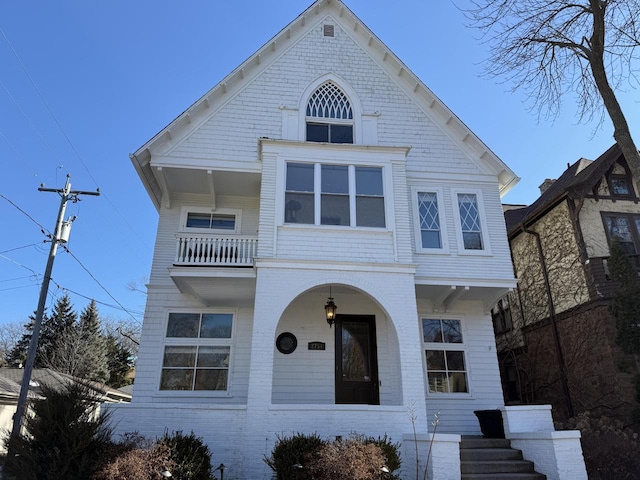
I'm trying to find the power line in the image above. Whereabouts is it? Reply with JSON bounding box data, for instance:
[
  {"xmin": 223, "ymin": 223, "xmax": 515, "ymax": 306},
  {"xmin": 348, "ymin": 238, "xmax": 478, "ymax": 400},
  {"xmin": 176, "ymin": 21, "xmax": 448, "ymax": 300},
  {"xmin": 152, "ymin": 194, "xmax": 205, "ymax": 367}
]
[
  {"xmin": 0, "ymin": 193, "xmax": 49, "ymax": 233},
  {"xmin": 0, "ymin": 26, "xmax": 98, "ymax": 189},
  {"xmin": 0, "ymin": 243, "xmax": 41, "ymax": 255},
  {"xmin": 62, "ymin": 245, "xmax": 142, "ymax": 324},
  {"xmin": 0, "ymin": 130, "xmax": 39, "ymax": 178}
]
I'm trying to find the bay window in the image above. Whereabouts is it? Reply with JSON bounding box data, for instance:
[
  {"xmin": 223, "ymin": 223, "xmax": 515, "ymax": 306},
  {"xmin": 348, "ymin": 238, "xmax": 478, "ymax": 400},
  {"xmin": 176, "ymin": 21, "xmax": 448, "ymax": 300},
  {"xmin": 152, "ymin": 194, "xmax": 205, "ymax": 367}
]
[{"xmin": 284, "ymin": 162, "xmax": 385, "ymax": 228}]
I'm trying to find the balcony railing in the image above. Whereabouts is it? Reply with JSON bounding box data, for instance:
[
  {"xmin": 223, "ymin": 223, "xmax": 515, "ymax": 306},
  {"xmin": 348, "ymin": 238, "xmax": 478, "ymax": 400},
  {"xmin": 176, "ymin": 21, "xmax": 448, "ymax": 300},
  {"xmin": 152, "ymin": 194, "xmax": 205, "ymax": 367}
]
[{"xmin": 175, "ymin": 234, "xmax": 257, "ymax": 266}]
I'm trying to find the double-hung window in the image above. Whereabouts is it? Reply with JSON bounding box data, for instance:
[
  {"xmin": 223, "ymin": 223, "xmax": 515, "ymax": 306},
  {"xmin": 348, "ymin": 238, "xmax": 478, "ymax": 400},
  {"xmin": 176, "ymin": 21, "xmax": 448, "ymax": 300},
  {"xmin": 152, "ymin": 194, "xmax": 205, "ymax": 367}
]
[
  {"xmin": 160, "ymin": 312, "xmax": 233, "ymax": 392},
  {"xmin": 285, "ymin": 162, "xmax": 385, "ymax": 228},
  {"xmin": 455, "ymin": 192, "xmax": 487, "ymax": 252},
  {"xmin": 421, "ymin": 318, "xmax": 468, "ymax": 394}
]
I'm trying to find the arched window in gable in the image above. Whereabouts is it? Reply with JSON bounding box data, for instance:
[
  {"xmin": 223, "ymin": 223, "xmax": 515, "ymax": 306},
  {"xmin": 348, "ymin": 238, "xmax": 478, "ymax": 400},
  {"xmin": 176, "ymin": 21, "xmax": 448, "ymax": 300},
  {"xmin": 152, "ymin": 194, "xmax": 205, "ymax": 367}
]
[{"xmin": 306, "ymin": 81, "xmax": 354, "ymax": 144}]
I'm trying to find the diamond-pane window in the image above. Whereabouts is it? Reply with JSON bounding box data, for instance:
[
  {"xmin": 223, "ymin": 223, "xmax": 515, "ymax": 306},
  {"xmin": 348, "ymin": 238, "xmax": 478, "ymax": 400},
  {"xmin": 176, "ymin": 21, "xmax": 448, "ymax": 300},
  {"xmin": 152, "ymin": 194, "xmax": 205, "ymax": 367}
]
[
  {"xmin": 458, "ymin": 193, "xmax": 483, "ymax": 250},
  {"xmin": 418, "ymin": 192, "xmax": 441, "ymax": 249}
]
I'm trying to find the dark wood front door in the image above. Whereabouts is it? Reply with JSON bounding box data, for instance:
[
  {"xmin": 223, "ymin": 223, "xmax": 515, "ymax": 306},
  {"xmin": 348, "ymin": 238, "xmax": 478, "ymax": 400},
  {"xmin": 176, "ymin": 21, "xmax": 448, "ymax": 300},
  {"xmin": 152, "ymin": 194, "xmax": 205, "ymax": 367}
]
[{"xmin": 335, "ymin": 314, "xmax": 379, "ymax": 405}]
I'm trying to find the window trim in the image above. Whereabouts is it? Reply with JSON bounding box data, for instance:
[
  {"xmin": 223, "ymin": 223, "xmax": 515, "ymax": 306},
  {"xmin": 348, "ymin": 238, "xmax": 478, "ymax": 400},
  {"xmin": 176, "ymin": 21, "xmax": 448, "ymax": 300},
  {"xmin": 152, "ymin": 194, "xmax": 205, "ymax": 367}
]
[
  {"xmin": 179, "ymin": 207, "xmax": 242, "ymax": 234},
  {"xmin": 601, "ymin": 211, "xmax": 640, "ymax": 254},
  {"xmin": 420, "ymin": 316, "xmax": 472, "ymax": 398},
  {"xmin": 491, "ymin": 298, "xmax": 513, "ymax": 335},
  {"xmin": 297, "ymin": 74, "xmax": 363, "ymax": 144},
  {"xmin": 157, "ymin": 309, "xmax": 236, "ymax": 396},
  {"xmin": 411, "ymin": 186, "xmax": 449, "ymax": 254},
  {"xmin": 283, "ymin": 160, "xmax": 387, "ymax": 229},
  {"xmin": 451, "ymin": 189, "xmax": 491, "ymax": 255}
]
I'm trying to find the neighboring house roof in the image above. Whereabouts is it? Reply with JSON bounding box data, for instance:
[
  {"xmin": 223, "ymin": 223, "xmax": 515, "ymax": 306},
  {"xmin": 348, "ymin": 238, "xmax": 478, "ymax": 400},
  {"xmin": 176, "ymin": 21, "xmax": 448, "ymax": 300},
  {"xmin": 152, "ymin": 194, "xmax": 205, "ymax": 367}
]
[
  {"xmin": 131, "ymin": 0, "xmax": 519, "ymax": 211},
  {"xmin": 0, "ymin": 368, "xmax": 131, "ymax": 404},
  {"xmin": 504, "ymin": 143, "xmax": 624, "ymax": 235}
]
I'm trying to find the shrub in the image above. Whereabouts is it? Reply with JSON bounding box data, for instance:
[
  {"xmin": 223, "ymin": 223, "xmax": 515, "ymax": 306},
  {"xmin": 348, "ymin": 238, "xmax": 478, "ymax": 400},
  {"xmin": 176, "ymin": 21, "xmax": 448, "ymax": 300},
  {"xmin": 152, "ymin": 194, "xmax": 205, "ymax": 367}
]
[
  {"xmin": 92, "ymin": 434, "xmax": 174, "ymax": 480},
  {"xmin": 366, "ymin": 434, "xmax": 402, "ymax": 476},
  {"xmin": 265, "ymin": 433, "xmax": 401, "ymax": 480},
  {"xmin": 305, "ymin": 435, "xmax": 389, "ymax": 480},
  {"xmin": 158, "ymin": 430, "xmax": 215, "ymax": 480},
  {"xmin": 4, "ymin": 382, "xmax": 112, "ymax": 480},
  {"xmin": 264, "ymin": 432, "xmax": 325, "ymax": 480},
  {"xmin": 558, "ymin": 413, "xmax": 640, "ymax": 479}
]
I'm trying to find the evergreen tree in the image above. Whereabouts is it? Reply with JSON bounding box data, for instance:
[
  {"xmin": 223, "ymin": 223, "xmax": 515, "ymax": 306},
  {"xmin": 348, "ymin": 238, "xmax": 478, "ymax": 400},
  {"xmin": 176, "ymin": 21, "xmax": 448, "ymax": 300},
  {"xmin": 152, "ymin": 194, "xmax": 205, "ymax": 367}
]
[
  {"xmin": 38, "ymin": 294, "xmax": 77, "ymax": 368},
  {"xmin": 5, "ymin": 316, "xmax": 41, "ymax": 367},
  {"xmin": 105, "ymin": 334, "xmax": 134, "ymax": 388},
  {"xmin": 608, "ymin": 239, "xmax": 640, "ymax": 355},
  {"xmin": 77, "ymin": 300, "xmax": 109, "ymax": 383}
]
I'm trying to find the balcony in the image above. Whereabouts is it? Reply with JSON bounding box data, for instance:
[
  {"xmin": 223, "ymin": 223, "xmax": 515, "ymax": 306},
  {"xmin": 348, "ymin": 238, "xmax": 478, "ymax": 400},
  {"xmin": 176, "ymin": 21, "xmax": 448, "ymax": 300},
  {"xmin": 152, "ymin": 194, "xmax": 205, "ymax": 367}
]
[
  {"xmin": 175, "ymin": 234, "xmax": 257, "ymax": 267},
  {"xmin": 170, "ymin": 234, "xmax": 258, "ymax": 307}
]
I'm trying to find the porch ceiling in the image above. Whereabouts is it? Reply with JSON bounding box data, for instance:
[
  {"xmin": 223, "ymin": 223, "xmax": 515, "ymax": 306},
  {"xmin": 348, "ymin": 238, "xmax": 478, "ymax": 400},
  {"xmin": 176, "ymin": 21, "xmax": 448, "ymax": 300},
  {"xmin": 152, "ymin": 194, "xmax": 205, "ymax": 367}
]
[
  {"xmin": 415, "ymin": 283, "xmax": 513, "ymax": 313},
  {"xmin": 153, "ymin": 167, "xmax": 261, "ymax": 202},
  {"xmin": 169, "ymin": 267, "xmax": 257, "ymax": 307}
]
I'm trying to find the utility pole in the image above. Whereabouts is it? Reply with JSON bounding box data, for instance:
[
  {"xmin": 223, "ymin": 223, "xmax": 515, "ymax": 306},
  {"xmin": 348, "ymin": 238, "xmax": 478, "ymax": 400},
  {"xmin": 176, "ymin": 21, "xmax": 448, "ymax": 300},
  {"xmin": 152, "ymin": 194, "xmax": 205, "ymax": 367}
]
[{"xmin": 10, "ymin": 175, "xmax": 99, "ymax": 440}]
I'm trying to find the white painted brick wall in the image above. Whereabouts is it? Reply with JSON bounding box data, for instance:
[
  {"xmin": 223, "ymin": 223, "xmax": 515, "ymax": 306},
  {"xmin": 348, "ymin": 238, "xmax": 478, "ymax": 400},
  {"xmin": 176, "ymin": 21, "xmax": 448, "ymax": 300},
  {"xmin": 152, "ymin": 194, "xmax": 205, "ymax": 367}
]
[
  {"xmin": 510, "ymin": 432, "xmax": 588, "ymax": 480},
  {"xmin": 403, "ymin": 433, "xmax": 462, "ymax": 480},
  {"xmin": 502, "ymin": 404, "xmax": 555, "ymax": 433}
]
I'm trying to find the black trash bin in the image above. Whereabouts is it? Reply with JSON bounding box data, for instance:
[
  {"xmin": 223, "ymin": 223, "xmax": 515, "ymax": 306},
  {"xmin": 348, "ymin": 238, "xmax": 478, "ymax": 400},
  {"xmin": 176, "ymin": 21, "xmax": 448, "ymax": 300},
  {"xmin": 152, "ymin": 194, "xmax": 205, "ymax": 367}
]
[{"xmin": 473, "ymin": 409, "xmax": 505, "ymax": 439}]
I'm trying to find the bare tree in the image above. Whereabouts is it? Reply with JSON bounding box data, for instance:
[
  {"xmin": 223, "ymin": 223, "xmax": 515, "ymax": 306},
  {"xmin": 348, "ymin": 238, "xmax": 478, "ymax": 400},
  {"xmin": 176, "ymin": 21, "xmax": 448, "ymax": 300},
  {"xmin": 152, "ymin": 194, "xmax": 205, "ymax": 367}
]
[{"xmin": 464, "ymin": 0, "xmax": 640, "ymax": 178}]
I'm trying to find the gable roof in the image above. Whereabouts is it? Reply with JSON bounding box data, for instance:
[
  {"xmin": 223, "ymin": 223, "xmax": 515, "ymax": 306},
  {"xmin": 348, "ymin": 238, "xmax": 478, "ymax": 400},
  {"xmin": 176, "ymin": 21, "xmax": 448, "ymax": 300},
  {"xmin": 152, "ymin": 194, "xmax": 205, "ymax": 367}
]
[
  {"xmin": 504, "ymin": 143, "xmax": 624, "ymax": 235},
  {"xmin": 0, "ymin": 368, "xmax": 131, "ymax": 403},
  {"xmin": 131, "ymin": 0, "xmax": 518, "ymax": 210}
]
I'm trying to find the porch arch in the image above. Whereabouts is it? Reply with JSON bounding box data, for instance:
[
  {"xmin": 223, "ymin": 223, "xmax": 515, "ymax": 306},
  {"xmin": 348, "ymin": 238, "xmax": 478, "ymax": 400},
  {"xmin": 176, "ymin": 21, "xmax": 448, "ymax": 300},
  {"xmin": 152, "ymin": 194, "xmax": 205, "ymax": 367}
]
[{"xmin": 269, "ymin": 278, "xmax": 404, "ymax": 406}]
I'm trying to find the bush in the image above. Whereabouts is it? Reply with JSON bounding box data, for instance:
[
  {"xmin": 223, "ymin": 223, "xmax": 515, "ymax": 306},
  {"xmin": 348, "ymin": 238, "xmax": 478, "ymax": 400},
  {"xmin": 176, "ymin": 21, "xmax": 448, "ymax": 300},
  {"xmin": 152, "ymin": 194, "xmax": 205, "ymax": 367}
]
[
  {"xmin": 305, "ymin": 436, "xmax": 388, "ymax": 480},
  {"xmin": 558, "ymin": 413, "xmax": 640, "ymax": 479},
  {"xmin": 92, "ymin": 434, "xmax": 174, "ymax": 480},
  {"xmin": 265, "ymin": 433, "xmax": 401, "ymax": 480},
  {"xmin": 264, "ymin": 432, "xmax": 325, "ymax": 480},
  {"xmin": 4, "ymin": 382, "xmax": 112, "ymax": 480},
  {"xmin": 366, "ymin": 434, "xmax": 402, "ymax": 476},
  {"xmin": 158, "ymin": 430, "xmax": 215, "ymax": 480}
]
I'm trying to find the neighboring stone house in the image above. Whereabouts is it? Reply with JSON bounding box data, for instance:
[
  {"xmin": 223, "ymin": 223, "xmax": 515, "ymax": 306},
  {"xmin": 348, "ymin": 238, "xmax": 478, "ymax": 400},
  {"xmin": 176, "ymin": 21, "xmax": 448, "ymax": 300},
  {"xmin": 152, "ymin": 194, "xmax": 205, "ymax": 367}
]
[
  {"xmin": 107, "ymin": 1, "xmax": 586, "ymax": 478},
  {"xmin": 498, "ymin": 143, "xmax": 640, "ymax": 422}
]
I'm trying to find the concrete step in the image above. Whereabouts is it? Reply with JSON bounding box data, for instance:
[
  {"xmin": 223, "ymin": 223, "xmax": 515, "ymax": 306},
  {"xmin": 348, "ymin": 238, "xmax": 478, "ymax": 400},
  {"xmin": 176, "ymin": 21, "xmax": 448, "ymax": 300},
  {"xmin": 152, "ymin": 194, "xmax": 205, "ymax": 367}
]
[
  {"xmin": 461, "ymin": 460, "xmax": 538, "ymax": 474},
  {"xmin": 461, "ymin": 474, "xmax": 546, "ymax": 480},
  {"xmin": 459, "ymin": 435, "xmax": 546, "ymax": 480},
  {"xmin": 460, "ymin": 447, "xmax": 523, "ymax": 461},
  {"xmin": 460, "ymin": 437, "xmax": 511, "ymax": 449}
]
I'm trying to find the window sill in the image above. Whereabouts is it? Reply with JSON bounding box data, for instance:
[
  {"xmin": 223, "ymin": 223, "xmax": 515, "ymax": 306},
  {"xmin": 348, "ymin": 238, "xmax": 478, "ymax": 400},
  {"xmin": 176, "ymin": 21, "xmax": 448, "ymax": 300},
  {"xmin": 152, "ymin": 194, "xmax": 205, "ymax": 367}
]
[
  {"xmin": 456, "ymin": 250, "xmax": 493, "ymax": 257},
  {"xmin": 426, "ymin": 392, "xmax": 474, "ymax": 399},
  {"xmin": 415, "ymin": 249, "xmax": 451, "ymax": 256},
  {"xmin": 280, "ymin": 224, "xmax": 391, "ymax": 235},
  {"xmin": 154, "ymin": 390, "xmax": 233, "ymax": 398}
]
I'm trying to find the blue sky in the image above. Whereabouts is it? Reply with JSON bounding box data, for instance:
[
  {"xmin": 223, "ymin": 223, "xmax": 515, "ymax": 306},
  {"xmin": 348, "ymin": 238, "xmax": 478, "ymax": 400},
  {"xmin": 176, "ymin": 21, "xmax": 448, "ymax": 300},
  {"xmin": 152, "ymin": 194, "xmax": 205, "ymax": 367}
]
[{"xmin": 1, "ymin": 0, "xmax": 638, "ymax": 326}]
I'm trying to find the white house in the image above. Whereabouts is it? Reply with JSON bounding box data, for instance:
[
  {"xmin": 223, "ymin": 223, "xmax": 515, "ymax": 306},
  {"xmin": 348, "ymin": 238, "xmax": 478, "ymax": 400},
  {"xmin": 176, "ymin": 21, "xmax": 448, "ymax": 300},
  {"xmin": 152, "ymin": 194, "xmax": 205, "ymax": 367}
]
[{"xmin": 107, "ymin": 1, "xmax": 586, "ymax": 478}]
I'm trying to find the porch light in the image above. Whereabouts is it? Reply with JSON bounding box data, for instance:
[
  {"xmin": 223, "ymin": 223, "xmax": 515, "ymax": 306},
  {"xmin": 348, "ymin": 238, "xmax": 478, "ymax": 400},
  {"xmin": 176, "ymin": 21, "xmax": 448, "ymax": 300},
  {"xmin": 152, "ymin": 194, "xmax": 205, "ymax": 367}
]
[
  {"xmin": 215, "ymin": 464, "xmax": 227, "ymax": 480},
  {"xmin": 325, "ymin": 286, "xmax": 337, "ymax": 327}
]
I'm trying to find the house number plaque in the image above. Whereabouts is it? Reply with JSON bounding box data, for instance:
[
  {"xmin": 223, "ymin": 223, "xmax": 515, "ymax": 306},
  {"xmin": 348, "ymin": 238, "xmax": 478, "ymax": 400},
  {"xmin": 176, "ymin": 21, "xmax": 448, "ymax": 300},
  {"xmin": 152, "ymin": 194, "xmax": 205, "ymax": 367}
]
[{"xmin": 308, "ymin": 341, "xmax": 325, "ymax": 350}]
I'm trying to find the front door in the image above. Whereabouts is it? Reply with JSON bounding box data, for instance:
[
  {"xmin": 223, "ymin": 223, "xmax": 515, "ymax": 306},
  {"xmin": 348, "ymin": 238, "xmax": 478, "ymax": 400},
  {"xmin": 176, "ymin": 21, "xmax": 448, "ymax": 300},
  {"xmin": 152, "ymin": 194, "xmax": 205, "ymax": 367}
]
[{"xmin": 335, "ymin": 314, "xmax": 380, "ymax": 405}]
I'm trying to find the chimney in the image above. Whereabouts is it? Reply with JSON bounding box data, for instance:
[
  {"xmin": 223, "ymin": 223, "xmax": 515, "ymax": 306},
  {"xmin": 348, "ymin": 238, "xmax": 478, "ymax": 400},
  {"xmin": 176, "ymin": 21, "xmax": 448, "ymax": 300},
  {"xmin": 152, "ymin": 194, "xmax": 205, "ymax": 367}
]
[{"xmin": 539, "ymin": 178, "xmax": 556, "ymax": 194}]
